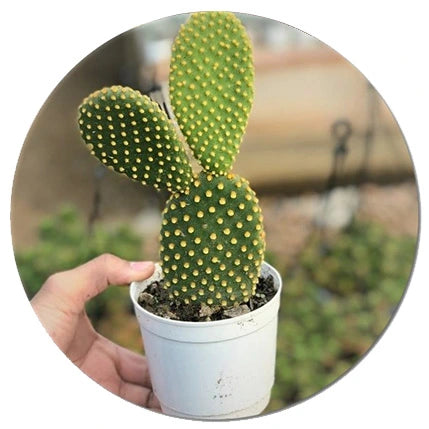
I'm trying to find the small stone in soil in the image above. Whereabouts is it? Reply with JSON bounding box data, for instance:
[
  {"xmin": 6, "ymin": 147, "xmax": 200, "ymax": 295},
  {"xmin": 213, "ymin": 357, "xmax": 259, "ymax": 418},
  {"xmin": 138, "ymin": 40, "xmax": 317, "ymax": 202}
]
[
  {"xmin": 223, "ymin": 305, "xmax": 250, "ymax": 318},
  {"xmin": 199, "ymin": 303, "xmax": 221, "ymax": 318},
  {"xmin": 138, "ymin": 292, "xmax": 155, "ymax": 307}
]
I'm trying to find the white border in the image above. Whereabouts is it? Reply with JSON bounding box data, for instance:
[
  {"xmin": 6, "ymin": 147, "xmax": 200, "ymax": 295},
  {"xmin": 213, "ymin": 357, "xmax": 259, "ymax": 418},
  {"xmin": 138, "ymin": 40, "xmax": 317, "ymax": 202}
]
[{"xmin": 2, "ymin": 1, "xmax": 428, "ymax": 428}]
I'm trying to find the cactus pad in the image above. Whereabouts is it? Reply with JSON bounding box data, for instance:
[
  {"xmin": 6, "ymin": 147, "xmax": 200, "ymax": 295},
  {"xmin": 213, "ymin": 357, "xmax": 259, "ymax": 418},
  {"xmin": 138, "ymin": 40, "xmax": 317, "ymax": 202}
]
[
  {"xmin": 78, "ymin": 85, "xmax": 193, "ymax": 193},
  {"xmin": 159, "ymin": 172, "xmax": 265, "ymax": 306},
  {"xmin": 169, "ymin": 12, "xmax": 254, "ymax": 175}
]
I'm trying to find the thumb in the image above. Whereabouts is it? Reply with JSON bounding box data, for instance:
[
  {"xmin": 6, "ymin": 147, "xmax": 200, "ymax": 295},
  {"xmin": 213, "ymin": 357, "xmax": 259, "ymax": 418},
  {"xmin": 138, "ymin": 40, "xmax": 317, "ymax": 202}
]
[{"xmin": 36, "ymin": 254, "xmax": 155, "ymax": 313}]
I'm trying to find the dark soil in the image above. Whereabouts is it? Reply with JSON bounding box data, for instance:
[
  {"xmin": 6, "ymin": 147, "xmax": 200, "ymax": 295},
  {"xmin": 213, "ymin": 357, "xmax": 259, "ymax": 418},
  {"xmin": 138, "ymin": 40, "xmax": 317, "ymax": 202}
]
[{"xmin": 137, "ymin": 275, "xmax": 277, "ymax": 322}]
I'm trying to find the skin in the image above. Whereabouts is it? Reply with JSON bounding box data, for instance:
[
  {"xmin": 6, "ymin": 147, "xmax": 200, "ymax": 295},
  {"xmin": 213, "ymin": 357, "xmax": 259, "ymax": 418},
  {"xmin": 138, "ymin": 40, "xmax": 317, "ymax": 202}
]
[{"xmin": 31, "ymin": 253, "xmax": 161, "ymax": 411}]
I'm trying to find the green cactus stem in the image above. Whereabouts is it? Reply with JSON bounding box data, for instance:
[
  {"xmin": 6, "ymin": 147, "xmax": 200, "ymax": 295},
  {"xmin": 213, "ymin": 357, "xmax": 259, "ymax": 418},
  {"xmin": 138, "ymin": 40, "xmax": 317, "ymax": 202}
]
[
  {"xmin": 78, "ymin": 85, "xmax": 193, "ymax": 193},
  {"xmin": 169, "ymin": 11, "xmax": 254, "ymax": 175},
  {"xmin": 160, "ymin": 172, "xmax": 265, "ymax": 306}
]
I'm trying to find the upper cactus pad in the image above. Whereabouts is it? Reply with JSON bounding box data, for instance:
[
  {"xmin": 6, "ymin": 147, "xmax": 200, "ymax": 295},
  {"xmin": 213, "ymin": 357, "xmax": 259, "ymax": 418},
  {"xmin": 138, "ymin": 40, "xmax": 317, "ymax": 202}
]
[
  {"xmin": 169, "ymin": 12, "xmax": 254, "ymax": 175},
  {"xmin": 78, "ymin": 85, "xmax": 193, "ymax": 193}
]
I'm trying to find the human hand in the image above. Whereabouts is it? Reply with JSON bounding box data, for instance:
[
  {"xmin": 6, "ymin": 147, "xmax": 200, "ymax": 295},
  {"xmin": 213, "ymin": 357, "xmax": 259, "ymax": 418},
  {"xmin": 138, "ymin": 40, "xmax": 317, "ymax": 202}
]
[{"xmin": 31, "ymin": 254, "xmax": 160, "ymax": 411}]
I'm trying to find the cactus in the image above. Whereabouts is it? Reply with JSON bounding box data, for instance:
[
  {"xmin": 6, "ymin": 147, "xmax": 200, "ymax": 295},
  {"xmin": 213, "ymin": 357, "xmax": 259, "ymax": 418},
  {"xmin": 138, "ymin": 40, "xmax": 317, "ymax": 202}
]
[{"xmin": 78, "ymin": 11, "xmax": 266, "ymax": 309}]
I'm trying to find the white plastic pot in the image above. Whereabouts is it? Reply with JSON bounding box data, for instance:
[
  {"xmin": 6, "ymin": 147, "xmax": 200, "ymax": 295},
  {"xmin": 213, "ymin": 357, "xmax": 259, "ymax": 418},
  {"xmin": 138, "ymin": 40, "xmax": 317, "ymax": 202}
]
[{"xmin": 130, "ymin": 261, "xmax": 282, "ymax": 420}]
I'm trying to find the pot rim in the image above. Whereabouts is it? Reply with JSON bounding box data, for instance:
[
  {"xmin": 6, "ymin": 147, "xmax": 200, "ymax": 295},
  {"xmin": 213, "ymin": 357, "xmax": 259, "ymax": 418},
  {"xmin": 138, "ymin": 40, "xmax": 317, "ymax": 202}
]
[{"xmin": 129, "ymin": 261, "xmax": 282, "ymax": 328}]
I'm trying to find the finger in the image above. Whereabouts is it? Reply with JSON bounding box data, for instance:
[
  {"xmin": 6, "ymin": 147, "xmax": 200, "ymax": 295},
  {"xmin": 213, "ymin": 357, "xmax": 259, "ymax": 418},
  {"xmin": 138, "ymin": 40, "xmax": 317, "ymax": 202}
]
[
  {"xmin": 115, "ymin": 344, "xmax": 152, "ymax": 387},
  {"xmin": 119, "ymin": 381, "xmax": 161, "ymax": 410},
  {"xmin": 43, "ymin": 254, "xmax": 155, "ymax": 313}
]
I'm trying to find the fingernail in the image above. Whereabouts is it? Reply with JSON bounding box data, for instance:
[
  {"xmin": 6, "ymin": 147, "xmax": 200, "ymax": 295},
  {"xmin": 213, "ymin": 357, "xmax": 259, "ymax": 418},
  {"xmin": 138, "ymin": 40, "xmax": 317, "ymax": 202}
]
[{"xmin": 130, "ymin": 261, "xmax": 153, "ymax": 271}]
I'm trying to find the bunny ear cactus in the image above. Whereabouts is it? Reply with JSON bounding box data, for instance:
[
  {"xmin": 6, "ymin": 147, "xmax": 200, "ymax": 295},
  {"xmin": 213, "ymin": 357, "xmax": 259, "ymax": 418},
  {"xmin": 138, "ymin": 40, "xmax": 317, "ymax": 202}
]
[{"xmin": 78, "ymin": 11, "xmax": 265, "ymax": 310}]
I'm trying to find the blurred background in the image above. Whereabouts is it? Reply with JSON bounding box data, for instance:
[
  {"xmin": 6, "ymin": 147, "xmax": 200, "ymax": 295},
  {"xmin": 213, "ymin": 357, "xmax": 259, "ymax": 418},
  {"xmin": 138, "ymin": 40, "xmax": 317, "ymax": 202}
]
[{"xmin": 11, "ymin": 13, "xmax": 418, "ymax": 414}]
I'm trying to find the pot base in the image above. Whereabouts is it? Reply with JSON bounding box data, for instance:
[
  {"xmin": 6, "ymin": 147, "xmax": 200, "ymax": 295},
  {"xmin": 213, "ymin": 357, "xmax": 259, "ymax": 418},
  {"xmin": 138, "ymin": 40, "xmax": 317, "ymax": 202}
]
[{"xmin": 160, "ymin": 392, "xmax": 270, "ymax": 420}]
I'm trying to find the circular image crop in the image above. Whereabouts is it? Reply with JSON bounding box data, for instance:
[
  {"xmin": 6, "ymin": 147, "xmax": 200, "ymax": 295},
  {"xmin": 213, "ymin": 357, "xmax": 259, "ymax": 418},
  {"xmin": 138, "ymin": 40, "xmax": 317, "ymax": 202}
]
[{"xmin": 11, "ymin": 11, "xmax": 418, "ymax": 420}]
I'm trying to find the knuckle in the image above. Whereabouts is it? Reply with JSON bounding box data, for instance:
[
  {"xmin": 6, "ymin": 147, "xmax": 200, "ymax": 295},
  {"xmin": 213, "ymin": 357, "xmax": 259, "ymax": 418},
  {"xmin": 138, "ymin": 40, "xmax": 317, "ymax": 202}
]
[
  {"xmin": 97, "ymin": 253, "xmax": 117, "ymax": 266},
  {"xmin": 44, "ymin": 272, "xmax": 62, "ymax": 289}
]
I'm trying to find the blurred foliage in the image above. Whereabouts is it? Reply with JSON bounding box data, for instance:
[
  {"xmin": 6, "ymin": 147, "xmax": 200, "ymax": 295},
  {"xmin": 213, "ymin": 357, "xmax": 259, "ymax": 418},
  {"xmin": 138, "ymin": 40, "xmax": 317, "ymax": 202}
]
[
  {"xmin": 15, "ymin": 206, "xmax": 417, "ymax": 413},
  {"xmin": 300, "ymin": 222, "xmax": 416, "ymax": 296},
  {"xmin": 266, "ymin": 220, "xmax": 416, "ymax": 412},
  {"xmin": 15, "ymin": 205, "xmax": 143, "ymax": 324}
]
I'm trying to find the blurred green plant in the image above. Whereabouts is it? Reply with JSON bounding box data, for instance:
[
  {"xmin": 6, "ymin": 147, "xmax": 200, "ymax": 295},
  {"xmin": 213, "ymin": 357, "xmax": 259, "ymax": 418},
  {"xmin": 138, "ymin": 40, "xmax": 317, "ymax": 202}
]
[
  {"xmin": 301, "ymin": 221, "xmax": 416, "ymax": 296},
  {"xmin": 15, "ymin": 205, "xmax": 143, "ymax": 323},
  {"xmin": 266, "ymin": 220, "xmax": 416, "ymax": 412}
]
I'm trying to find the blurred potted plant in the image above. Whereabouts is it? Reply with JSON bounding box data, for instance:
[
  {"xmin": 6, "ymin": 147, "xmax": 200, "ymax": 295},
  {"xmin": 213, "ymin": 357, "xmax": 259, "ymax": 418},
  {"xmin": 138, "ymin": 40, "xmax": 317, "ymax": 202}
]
[{"xmin": 77, "ymin": 11, "xmax": 282, "ymax": 420}]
